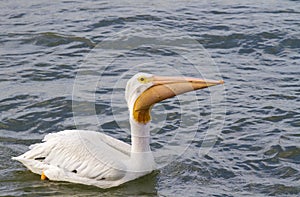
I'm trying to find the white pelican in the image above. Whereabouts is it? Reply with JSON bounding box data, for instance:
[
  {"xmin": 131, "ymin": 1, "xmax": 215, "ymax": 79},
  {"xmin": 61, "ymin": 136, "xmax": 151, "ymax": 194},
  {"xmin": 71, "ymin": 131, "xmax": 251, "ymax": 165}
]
[{"xmin": 13, "ymin": 73, "xmax": 224, "ymax": 189}]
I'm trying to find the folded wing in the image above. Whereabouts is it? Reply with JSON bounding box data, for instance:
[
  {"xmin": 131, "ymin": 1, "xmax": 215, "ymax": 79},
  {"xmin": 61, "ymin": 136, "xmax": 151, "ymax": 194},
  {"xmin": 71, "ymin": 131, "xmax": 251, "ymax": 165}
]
[{"xmin": 13, "ymin": 130, "xmax": 132, "ymax": 188}]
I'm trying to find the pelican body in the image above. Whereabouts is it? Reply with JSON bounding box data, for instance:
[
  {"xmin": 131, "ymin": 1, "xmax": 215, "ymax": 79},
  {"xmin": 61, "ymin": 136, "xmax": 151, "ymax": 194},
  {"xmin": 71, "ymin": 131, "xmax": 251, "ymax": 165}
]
[{"xmin": 13, "ymin": 73, "xmax": 223, "ymax": 188}]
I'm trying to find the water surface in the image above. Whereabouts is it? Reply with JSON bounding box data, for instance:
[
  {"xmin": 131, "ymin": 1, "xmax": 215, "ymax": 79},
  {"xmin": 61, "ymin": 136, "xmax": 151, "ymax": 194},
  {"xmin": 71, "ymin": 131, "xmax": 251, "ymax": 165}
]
[{"xmin": 1, "ymin": 0, "xmax": 300, "ymax": 196}]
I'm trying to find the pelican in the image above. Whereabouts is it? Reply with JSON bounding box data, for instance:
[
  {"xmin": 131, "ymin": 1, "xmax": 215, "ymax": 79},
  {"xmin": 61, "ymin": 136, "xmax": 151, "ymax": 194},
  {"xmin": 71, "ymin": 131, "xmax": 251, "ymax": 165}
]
[{"xmin": 13, "ymin": 73, "xmax": 224, "ymax": 188}]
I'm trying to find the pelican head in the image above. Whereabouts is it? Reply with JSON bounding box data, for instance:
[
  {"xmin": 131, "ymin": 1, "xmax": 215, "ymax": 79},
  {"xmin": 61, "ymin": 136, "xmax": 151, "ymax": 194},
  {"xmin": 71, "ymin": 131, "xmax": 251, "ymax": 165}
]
[{"xmin": 125, "ymin": 72, "xmax": 224, "ymax": 124}]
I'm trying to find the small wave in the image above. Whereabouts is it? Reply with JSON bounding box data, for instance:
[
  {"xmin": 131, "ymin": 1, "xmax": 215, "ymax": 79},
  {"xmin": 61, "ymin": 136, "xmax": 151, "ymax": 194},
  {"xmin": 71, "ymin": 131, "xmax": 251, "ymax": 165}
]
[{"xmin": 22, "ymin": 32, "xmax": 95, "ymax": 48}]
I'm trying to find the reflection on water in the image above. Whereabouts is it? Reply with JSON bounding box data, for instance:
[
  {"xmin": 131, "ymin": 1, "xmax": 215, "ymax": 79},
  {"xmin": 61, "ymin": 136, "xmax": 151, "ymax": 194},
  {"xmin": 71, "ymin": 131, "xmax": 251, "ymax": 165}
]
[{"xmin": 1, "ymin": 0, "xmax": 300, "ymax": 196}]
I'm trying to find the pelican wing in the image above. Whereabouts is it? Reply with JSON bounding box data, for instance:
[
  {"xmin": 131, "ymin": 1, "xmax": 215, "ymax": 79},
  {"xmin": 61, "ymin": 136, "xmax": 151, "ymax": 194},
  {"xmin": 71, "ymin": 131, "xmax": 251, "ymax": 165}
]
[{"xmin": 13, "ymin": 130, "xmax": 132, "ymax": 188}]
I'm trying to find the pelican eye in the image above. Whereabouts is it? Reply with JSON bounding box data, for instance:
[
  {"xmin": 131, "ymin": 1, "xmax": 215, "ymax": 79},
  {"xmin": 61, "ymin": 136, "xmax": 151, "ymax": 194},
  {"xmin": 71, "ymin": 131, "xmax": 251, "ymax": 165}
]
[{"xmin": 138, "ymin": 76, "xmax": 149, "ymax": 84}]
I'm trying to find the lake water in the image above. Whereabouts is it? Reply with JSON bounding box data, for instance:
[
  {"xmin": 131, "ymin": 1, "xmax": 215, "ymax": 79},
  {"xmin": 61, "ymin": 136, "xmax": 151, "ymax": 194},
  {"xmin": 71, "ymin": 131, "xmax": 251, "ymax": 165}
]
[{"xmin": 1, "ymin": 0, "xmax": 300, "ymax": 196}]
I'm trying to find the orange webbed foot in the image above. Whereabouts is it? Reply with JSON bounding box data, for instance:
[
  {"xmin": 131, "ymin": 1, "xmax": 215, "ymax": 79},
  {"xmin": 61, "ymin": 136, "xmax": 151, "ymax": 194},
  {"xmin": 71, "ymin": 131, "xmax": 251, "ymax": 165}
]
[{"xmin": 41, "ymin": 171, "xmax": 48, "ymax": 180}]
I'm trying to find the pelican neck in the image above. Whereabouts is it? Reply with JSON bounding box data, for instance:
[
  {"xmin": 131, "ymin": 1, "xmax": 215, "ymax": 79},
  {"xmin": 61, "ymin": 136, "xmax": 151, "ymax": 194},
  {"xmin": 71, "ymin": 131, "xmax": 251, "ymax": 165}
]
[{"xmin": 130, "ymin": 118, "xmax": 151, "ymax": 153}]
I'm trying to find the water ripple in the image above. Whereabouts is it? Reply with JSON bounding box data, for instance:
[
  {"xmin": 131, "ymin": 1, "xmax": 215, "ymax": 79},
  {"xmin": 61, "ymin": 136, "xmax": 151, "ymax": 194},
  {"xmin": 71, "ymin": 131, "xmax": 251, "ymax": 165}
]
[{"xmin": 1, "ymin": 0, "xmax": 300, "ymax": 196}]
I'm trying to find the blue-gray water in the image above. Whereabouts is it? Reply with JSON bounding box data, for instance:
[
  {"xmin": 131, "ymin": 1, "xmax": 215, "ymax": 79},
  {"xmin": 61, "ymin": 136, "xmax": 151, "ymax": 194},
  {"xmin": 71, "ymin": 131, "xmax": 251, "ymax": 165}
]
[{"xmin": 1, "ymin": 1, "xmax": 300, "ymax": 196}]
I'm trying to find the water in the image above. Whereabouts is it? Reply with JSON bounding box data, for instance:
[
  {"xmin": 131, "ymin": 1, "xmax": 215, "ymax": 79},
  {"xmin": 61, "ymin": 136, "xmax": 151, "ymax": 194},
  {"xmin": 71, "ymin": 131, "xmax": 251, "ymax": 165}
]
[{"xmin": 1, "ymin": 0, "xmax": 300, "ymax": 196}]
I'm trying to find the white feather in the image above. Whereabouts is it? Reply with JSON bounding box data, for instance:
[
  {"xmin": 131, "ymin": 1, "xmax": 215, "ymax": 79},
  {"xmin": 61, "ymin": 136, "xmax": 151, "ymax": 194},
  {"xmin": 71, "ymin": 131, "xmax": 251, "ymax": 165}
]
[
  {"xmin": 12, "ymin": 73, "xmax": 159, "ymax": 188},
  {"xmin": 13, "ymin": 130, "xmax": 148, "ymax": 188}
]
